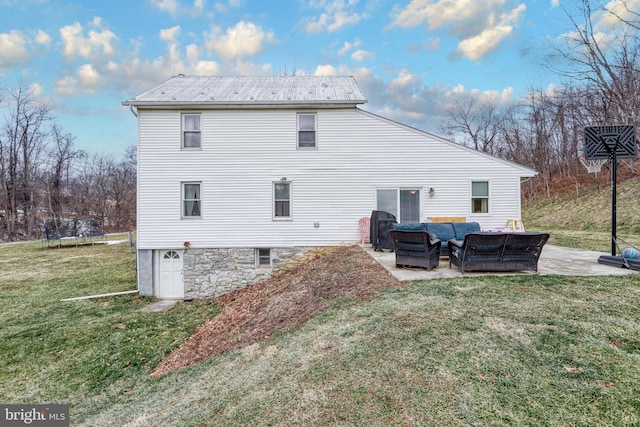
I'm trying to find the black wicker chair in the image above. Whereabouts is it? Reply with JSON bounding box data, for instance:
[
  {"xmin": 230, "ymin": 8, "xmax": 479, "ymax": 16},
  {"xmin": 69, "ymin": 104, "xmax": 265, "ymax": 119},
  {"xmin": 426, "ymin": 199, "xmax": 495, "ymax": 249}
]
[
  {"xmin": 448, "ymin": 232, "xmax": 549, "ymax": 274},
  {"xmin": 389, "ymin": 229, "xmax": 441, "ymax": 270}
]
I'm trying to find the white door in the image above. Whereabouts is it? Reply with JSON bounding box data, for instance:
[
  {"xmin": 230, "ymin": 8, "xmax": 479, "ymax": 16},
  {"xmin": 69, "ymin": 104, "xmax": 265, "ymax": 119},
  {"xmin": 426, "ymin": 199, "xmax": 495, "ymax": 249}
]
[{"xmin": 159, "ymin": 250, "xmax": 184, "ymax": 299}]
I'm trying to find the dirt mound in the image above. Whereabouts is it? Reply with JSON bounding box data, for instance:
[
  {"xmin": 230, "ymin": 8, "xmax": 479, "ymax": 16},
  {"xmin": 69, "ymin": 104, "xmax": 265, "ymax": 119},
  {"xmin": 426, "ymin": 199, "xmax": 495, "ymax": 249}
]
[{"xmin": 152, "ymin": 245, "xmax": 400, "ymax": 376}]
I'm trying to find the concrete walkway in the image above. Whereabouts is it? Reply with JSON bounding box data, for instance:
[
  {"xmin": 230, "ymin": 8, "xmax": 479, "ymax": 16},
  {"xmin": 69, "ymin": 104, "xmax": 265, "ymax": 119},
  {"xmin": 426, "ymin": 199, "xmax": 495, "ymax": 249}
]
[
  {"xmin": 363, "ymin": 244, "xmax": 640, "ymax": 282},
  {"xmin": 139, "ymin": 299, "xmax": 180, "ymax": 312}
]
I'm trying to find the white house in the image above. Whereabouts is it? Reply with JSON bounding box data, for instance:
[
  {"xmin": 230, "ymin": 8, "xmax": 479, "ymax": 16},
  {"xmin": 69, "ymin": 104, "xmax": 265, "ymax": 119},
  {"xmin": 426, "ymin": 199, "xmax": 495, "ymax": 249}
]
[{"xmin": 123, "ymin": 75, "xmax": 536, "ymax": 299}]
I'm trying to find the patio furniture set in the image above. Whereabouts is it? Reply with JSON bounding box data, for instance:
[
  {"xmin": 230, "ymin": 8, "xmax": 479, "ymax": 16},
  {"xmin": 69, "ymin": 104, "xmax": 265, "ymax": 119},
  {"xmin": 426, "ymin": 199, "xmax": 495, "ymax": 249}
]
[{"xmin": 387, "ymin": 219, "xmax": 549, "ymax": 274}]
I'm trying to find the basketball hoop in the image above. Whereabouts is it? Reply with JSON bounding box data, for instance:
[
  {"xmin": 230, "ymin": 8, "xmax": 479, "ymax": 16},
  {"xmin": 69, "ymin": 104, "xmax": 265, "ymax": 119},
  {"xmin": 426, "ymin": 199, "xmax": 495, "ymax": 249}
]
[{"xmin": 579, "ymin": 156, "xmax": 607, "ymax": 174}]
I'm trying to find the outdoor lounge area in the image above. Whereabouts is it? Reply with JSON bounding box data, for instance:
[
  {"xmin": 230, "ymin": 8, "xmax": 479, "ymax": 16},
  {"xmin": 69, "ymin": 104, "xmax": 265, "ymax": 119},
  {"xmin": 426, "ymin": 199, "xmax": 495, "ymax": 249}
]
[
  {"xmin": 363, "ymin": 242, "xmax": 639, "ymax": 281},
  {"xmin": 384, "ymin": 220, "xmax": 549, "ymax": 274}
]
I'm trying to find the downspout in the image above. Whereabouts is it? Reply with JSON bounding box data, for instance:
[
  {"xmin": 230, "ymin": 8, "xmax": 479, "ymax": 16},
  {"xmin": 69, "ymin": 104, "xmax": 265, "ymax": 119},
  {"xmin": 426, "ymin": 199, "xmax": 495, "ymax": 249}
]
[{"xmin": 129, "ymin": 105, "xmax": 138, "ymax": 117}]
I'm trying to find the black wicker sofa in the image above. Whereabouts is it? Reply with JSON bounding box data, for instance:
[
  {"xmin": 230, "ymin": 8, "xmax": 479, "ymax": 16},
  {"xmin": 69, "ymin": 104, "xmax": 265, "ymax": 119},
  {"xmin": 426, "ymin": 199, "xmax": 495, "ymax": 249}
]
[
  {"xmin": 448, "ymin": 232, "xmax": 549, "ymax": 274},
  {"xmin": 389, "ymin": 229, "xmax": 442, "ymax": 270}
]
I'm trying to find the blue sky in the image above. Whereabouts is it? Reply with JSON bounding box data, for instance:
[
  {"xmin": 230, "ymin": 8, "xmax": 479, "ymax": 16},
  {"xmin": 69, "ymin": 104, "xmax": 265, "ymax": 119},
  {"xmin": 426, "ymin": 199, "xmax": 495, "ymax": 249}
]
[{"xmin": 0, "ymin": 0, "xmax": 632, "ymax": 156}]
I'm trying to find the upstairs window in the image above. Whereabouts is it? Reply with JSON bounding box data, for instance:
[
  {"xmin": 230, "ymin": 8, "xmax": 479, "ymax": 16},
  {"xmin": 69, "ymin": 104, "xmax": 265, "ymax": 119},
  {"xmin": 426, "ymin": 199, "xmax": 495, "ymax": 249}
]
[
  {"xmin": 182, "ymin": 114, "xmax": 201, "ymax": 149},
  {"xmin": 273, "ymin": 181, "xmax": 291, "ymax": 219},
  {"xmin": 471, "ymin": 181, "xmax": 489, "ymax": 214},
  {"xmin": 182, "ymin": 182, "xmax": 201, "ymax": 218},
  {"xmin": 297, "ymin": 113, "xmax": 316, "ymax": 148}
]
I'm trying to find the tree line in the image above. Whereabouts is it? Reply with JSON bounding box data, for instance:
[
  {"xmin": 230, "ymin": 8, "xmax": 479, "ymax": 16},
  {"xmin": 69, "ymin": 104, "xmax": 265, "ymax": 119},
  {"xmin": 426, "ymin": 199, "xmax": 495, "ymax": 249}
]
[
  {"xmin": 440, "ymin": 1, "xmax": 640, "ymax": 199},
  {"xmin": 0, "ymin": 85, "xmax": 135, "ymax": 242}
]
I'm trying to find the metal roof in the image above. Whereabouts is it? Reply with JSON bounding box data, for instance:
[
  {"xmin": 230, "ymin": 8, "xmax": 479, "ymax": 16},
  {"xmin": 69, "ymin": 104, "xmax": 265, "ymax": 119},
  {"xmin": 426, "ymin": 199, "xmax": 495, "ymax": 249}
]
[{"xmin": 123, "ymin": 75, "xmax": 367, "ymax": 107}]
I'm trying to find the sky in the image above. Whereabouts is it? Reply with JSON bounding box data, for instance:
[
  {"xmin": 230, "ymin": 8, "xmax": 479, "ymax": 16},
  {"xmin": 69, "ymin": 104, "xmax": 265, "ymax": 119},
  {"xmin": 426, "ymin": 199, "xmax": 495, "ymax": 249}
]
[{"xmin": 0, "ymin": 0, "xmax": 635, "ymax": 157}]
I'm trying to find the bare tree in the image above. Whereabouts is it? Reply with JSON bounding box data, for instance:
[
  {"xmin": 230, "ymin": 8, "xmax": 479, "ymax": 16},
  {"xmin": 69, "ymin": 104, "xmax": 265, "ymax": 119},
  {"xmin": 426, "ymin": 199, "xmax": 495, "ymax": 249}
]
[
  {"xmin": 550, "ymin": 0, "xmax": 640, "ymax": 124},
  {"xmin": 0, "ymin": 85, "xmax": 50, "ymax": 240},
  {"xmin": 70, "ymin": 148, "xmax": 137, "ymax": 232},
  {"xmin": 43, "ymin": 125, "xmax": 85, "ymax": 221},
  {"xmin": 440, "ymin": 96, "xmax": 501, "ymax": 153}
]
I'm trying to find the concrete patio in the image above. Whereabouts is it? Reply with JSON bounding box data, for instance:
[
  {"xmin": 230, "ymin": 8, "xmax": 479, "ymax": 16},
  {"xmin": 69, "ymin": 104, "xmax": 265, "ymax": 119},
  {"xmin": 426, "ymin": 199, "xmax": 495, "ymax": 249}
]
[{"xmin": 363, "ymin": 244, "xmax": 640, "ymax": 282}]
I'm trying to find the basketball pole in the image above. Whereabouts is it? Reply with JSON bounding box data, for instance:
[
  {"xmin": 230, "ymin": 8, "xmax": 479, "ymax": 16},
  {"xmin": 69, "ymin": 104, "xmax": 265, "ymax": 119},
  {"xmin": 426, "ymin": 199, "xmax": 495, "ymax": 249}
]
[{"xmin": 610, "ymin": 149, "xmax": 617, "ymax": 256}]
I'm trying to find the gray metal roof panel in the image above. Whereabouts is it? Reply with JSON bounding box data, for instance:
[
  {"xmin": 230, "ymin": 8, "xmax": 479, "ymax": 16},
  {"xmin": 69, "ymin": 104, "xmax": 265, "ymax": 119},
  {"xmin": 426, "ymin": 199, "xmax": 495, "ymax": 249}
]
[{"xmin": 123, "ymin": 75, "xmax": 367, "ymax": 106}]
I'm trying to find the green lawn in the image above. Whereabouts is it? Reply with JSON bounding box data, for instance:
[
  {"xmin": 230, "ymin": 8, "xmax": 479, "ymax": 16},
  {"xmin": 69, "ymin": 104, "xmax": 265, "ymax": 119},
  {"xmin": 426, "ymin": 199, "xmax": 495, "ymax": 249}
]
[{"xmin": 1, "ymin": 236, "xmax": 640, "ymax": 426}]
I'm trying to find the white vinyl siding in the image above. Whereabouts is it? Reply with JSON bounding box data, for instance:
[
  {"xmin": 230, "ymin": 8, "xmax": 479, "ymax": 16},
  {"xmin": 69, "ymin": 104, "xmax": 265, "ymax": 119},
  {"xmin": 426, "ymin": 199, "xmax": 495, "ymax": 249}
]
[{"xmin": 135, "ymin": 108, "xmax": 534, "ymax": 249}]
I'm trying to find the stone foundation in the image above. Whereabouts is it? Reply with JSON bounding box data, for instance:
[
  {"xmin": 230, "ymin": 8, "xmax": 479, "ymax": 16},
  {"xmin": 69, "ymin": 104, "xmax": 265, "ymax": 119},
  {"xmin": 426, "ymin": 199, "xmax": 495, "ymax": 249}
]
[{"xmin": 182, "ymin": 247, "xmax": 311, "ymax": 299}]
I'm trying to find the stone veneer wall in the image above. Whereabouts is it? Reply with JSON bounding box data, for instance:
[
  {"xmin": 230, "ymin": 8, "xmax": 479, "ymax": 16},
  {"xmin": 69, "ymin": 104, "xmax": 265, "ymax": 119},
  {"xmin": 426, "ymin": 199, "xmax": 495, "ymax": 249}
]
[{"xmin": 182, "ymin": 246, "xmax": 311, "ymax": 299}]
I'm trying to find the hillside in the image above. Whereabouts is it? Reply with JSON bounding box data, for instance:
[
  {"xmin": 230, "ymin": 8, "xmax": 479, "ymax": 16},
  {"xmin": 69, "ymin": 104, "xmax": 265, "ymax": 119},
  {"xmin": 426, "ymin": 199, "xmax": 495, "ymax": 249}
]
[{"xmin": 523, "ymin": 174, "xmax": 640, "ymax": 250}]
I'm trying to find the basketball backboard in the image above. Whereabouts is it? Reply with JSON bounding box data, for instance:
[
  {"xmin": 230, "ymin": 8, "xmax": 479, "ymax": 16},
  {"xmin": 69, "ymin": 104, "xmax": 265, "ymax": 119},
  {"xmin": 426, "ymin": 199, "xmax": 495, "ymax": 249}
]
[{"xmin": 584, "ymin": 125, "xmax": 637, "ymax": 160}]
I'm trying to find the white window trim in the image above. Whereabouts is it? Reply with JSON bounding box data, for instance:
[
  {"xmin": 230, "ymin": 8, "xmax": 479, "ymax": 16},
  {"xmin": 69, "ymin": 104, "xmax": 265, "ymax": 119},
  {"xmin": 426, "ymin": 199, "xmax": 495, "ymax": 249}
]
[
  {"xmin": 181, "ymin": 181, "xmax": 202, "ymax": 219},
  {"xmin": 470, "ymin": 180, "xmax": 491, "ymax": 215},
  {"xmin": 273, "ymin": 180, "xmax": 292, "ymax": 220},
  {"xmin": 256, "ymin": 248, "xmax": 272, "ymax": 268},
  {"xmin": 297, "ymin": 112, "xmax": 317, "ymax": 149},
  {"xmin": 182, "ymin": 113, "xmax": 202, "ymax": 150}
]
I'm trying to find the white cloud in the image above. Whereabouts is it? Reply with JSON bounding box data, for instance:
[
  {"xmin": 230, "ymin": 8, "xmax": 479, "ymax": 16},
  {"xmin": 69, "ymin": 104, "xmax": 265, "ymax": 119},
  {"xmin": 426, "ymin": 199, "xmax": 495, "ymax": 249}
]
[
  {"xmin": 302, "ymin": 0, "xmax": 364, "ymax": 33},
  {"xmin": 351, "ymin": 49, "xmax": 373, "ymax": 61},
  {"xmin": 59, "ymin": 21, "xmax": 117, "ymax": 59},
  {"xmin": 390, "ymin": 0, "xmax": 496, "ymax": 30},
  {"xmin": 458, "ymin": 25, "xmax": 513, "ymax": 61},
  {"xmin": 390, "ymin": 0, "xmax": 527, "ymax": 61},
  {"xmin": 390, "ymin": 69, "xmax": 419, "ymax": 89},
  {"xmin": 452, "ymin": 83, "xmax": 465, "ymax": 94},
  {"xmin": 160, "ymin": 25, "xmax": 181, "ymax": 42},
  {"xmin": 213, "ymin": 0, "xmax": 242, "ymax": 13},
  {"xmin": 29, "ymin": 82, "xmax": 43, "ymax": 96},
  {"xmin": 194, "ymin": 60, "xmax": 221, "ymax": 75},
  {"xmin": 151, "ymin": 0, "xmax": 179, "ymax": 14},
  {"xmin": 234, "ymin": 60, "xmax": 271, "ymax": 75},
  {"xmin": 56, "ymin": 63, "xmax": 103, "ymax": 95},
  {"xmin": 55, "ymin": 76, "xmax": 76, "ymax": 95},
  {"xmin": 560, "ymin": 27, "xmax": 617, "ymax": 56},
  {"xmin": 35, "ymin": 30, "xmax": 51, "ymax": 46},
  {"xmin": 77, "ymin": 63, "xmax": 101, "ymax": 88},
  {"xmin": 337, "ymin": 40, "xmax": 360, "ymax": 55},
  {"xmin": 186, "ymin": 43, "xmax": 200, "ymax": 63},
  {"xmin": 205, "ymin": 21, "xmax": 274, "ymax": 60},
  {"xmin": 545, "ymin": 83, "xmax": 558, "ymax": 97},
  {"xmin": 0, "ymin": 30, "xmax": 29, "ymax": 71},
  {"xmin": 314, "ymin": 64, "xmax": 339, "ymax": 75},
  {"xmin": 595, "ymin": 0, "xmax": 640, "ymax": 31},
  {"xmin": 446, "ymin": 83, "xmax": 514, "ymax": 104},
  {"xmin": 90, "ymin": 16, "xmax": 103, "ymax": 27}
]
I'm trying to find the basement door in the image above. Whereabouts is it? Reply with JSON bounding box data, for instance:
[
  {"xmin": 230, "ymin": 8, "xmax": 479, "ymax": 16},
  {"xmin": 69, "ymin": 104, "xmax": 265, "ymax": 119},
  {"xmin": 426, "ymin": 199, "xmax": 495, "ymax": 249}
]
[{"xmin": 159, "ymin": 250, "xmax": 184, "ymax": 299}]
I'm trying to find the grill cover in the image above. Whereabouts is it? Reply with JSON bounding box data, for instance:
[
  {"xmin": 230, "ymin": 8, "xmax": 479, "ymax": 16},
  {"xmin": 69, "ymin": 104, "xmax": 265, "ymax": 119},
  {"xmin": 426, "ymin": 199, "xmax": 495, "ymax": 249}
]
[{"xmin": 370, "ymin": 210, "xmax": 397, "ymax": 251}]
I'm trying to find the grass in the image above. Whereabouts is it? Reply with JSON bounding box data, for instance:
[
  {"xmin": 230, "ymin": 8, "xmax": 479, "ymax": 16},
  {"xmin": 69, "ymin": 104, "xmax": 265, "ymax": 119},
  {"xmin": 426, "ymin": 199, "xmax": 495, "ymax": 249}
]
[
  {"xmin": 0, "ymin": 237, "xmax": 220, "ymax": 406},
  {"xmin": 2, "ymin": 177, "xmax": 640, "ymax": 426},
  {"xmin": 524, "ymin": 177, "xmax": 640, "ymax": 252},
  {"xmin": 68, "ymin": 276, "xmax": 640, "ymax": 426}
]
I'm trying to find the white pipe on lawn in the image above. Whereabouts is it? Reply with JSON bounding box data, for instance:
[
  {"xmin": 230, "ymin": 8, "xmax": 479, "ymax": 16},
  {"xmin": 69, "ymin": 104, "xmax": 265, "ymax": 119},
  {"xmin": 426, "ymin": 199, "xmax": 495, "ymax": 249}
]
[{"xmin": 62, "ymin": 290, "xmax": 139, "ymax": 301}]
